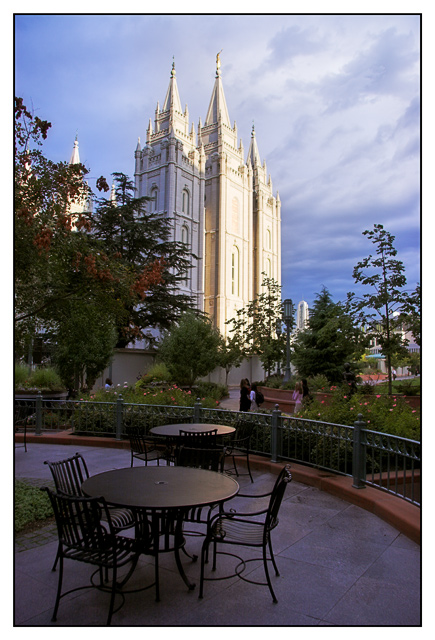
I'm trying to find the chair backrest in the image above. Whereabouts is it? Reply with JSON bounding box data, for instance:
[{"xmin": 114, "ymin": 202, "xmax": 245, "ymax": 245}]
[
  {"xmin": 43, "ymin": 487, "xmax": 111, "ymax": 551},
  {"xmin": 44, "ymin": 453, "xmax": 90, "ymax": 496},
  {"xmin": 266, "ymin": 465, "xmax": 292, "ymax": 531},
  {"xmin": 179, "ymin": 429, "xmax": 218, "ymax": 448},
  {"xmin": 233, "ymin": 419, "xmax": 255, "ymax": 444},
  {"xmin": 177, "ymin": 446, "xmax": 225, "ymax": 472},
  {"xmin": 126, "ymin": 427, "xmax": 148, "ymax": 455}
]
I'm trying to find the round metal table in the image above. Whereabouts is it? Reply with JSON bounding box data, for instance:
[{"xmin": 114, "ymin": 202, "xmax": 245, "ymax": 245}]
[
  {"xmin": 150, "ymin": 423, "xmax": 235, "ymax": 438},
  {"xmin": 82, "ymin": 466, "xmax": 239, "ymax": 600}
]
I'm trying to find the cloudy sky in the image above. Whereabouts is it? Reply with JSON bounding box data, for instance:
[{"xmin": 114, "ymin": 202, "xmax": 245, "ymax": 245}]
[{"xmin": 14, "ymin": 12, "xmax": 421, "ymax": 310}]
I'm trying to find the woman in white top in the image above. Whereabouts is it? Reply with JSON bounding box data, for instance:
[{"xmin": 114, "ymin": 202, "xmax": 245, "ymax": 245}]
[{"xmin": 250, "ymin": 383, "xmax": 258, "ymax": 411}]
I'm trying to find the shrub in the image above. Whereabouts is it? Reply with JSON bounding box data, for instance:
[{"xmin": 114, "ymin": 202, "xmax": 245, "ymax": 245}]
[
  {"xmin": 306, "ymin": 374, "xmax": 330, "ymax": 392},
  {"xmin": 15, "ymin": 480, "xmax": 53, "ymax": 532},
  {"xmin": 15, "ymin": 365, "xmax": 64, "ymax": 391},
  {"xmin": 135, "ymin": 362, "xmax": 172, "ymax": 389},
  {"xmin": 300, "ymin": 388, "xmax": 420, "ymax": 440},
  {"xmin": 15, "ymin": 363, "xmax": 29, "ymax": 388}
]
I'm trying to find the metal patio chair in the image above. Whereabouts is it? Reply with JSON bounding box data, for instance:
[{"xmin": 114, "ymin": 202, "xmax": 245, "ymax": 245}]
[
  {"xmin": 44, "ymin": 453, "xmax": 136, "ymax": 570},
  {"xmin": 199, "ymin": 465, "xmax": 292, "ymax": 603},
  {"xmin": 42, "ymin": 488, "xmax": 141, "ymax": 625},
  {"xmin": 126, "ymin": 426, "xmax": 165, "ymax": 466},
  {"xmin": 176, "ymin": 445, "xmax": 227, "ymax": 562},
  {"xmin": 14, "ymin": 403, "xmax": 29, "ymax": 452},
  {"xmin": 224, "ymin": 418, "xmax": 255, "ymax": 482},
  {"xmin": 178, "ymin": 428, "xmax": 218, "ymax": 448}
]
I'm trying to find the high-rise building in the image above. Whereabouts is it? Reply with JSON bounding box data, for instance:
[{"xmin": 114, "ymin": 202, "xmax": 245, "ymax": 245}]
[
  {"xmin": 133, "ymin": 57, "xmax": 281, "ymax": 335},
  {"xmin": 296, "ymin": 300, "xmax": 309, "ymax": 331}
]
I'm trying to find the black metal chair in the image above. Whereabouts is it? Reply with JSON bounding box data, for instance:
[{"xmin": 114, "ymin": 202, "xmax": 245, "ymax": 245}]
[
  {"xmin": 42, "ymin": 488, "xmax": 141, "ymax": 625},
  {"xmin": 178, "ymin": 428, "xmax": 218, "ymax": 449},
  {"xmin": 176, "ymin": 445, "xmax": 226, "ymax": 562},
  {"xmin": 14, "ymin": 404, "xmax": 29, "ymax": 452},
  {"xmin": 44, "ymin": 453, "xmax": 136, "ymax": 570},
  {"xmin": 199, "ymin": 465, "xmax": 292, "ymax": 603},
  {"xmin": 225, "ymin": 418, "xmax": 255, "ymax": 482},
  {"xmin": 126, "ymin": 426, "xmax": 165, "ymax": 466}
]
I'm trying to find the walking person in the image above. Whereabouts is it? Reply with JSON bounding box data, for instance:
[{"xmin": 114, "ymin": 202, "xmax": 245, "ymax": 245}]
[
  {"xmin": 250, "ymin": 383, "xmax": 258, "ymax": 411},
  {"xmin": 239, "ymin": 378, "xmax": 251, "ymax": 412},
  {"xmin": 292, "ymin": 381, "xmax": 303, "ymax": 414}
]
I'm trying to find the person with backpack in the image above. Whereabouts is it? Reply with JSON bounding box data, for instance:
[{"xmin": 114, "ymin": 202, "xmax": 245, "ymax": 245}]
[{"xmin": 250, "ymin": 383, "xmax": 264, "ymax": 411}]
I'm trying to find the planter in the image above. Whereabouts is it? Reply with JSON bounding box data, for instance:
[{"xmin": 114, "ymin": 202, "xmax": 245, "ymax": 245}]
[
  {"xmin": 258, "ymin": 387, "xmax": 420, "ymax": 413},
  {"xmin": 15, "ymin": 390, "xmax": 69, "ymax": 401},
  {"xmin": 258, "ymin": 387, "xmax": 296, "ymax": 413}
]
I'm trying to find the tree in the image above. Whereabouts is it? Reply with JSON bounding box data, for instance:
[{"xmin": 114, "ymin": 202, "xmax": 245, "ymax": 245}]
[
  {"xmin": 53, "ymin": 303, "xmax": 117, "ymax": 392},
  {"xmin": 226, "ymin": 274, "xmax": 285, "ymax": 378},
  {"xmin": 90, "ymin": 173, "xmax": 196, "ymax": 347},
  {"xmin": 292, "ymin": 287, "xmax": 366, "ymax": 383},
  {"xmin": 14, "ymin": 98, "xmax": 127, "ymax": 346},
  {"xmin": 217, "ymin": 334, "xmax": 244, "ymax": 386},
  {"xmin": 346, "ymin": 224, "xmax": 415, "ymax": 394},
  {"xmin": 159, "ymin": 312, "xmax": 223, "ymax": 388}
]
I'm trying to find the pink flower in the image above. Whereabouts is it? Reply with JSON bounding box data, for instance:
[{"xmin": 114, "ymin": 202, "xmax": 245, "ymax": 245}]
[
  {"xmin": 376, "ymin": 395, "xmax": 381, "ymax": 398},
  {"xmin": 389, "ymin": 409, "xmax": 393, "ymax": 411},
  {"xmin": 321, "ymin": 400, "xmax": 325, "ymax": 404},
  {"xmin": 343, "ymin": 395, "xmax": 347, "ymax": 399},
  {"xmin": 412, "ymin": 410, "xmax": 416, "ymax": 413}
]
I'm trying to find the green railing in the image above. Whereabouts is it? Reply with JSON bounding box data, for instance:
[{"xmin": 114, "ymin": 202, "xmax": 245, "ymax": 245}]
[{"xmin": 15, "ymin": 395, "xmax": 420, "ymax": 506}]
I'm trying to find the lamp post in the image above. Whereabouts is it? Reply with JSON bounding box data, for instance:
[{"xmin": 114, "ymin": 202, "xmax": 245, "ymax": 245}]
[
  {"xmin": 283, "ymin": 299, "xmax": 293, "ymax": 383},
  {"xmin": 276, "ymin": 319, "xmax": 282, "ymax": 376}
]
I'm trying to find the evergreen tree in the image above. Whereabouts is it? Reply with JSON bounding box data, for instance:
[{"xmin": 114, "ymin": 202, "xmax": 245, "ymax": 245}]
[
  {"xmin": 292, "ymin": 287, "xmax": 365, "ymax": 383},
  {"xmin": 90, "ymin": 173, "xmax": 196, "ymax": 347}
]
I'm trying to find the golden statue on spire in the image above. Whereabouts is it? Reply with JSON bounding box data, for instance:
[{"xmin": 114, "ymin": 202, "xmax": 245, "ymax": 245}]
[{"xmin": 216, "ymin": 50, "xmax": 223, "ymax": 72}]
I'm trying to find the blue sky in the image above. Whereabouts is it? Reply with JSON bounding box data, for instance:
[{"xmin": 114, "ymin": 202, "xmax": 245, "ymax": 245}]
[{"xmin": 14, "ymin": 12, "xmax": 421, "ymax": 310}]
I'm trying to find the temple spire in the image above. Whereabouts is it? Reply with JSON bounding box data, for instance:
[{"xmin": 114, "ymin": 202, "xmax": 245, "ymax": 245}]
[
  {"xmin": 163, "ymin": 58, "xmax": 182, "ymax": 113},
  {"xmin": 204, "ymin": 51, "xmax": 230, "ymax": 127},
  {"xmin": 69, "ymin": 134, "xmax": 80, "ymax": 165}
]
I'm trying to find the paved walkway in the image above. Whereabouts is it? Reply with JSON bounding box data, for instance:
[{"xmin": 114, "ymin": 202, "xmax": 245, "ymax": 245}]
[{"xmin": 14, "ymin": 439, "xmax": 421, "ymax": 627}]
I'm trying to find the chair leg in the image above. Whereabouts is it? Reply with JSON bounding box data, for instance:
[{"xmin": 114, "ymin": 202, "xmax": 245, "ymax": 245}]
[
  {"xmin": 246, "ymin": 453, "xmax": 253, "ymax": 482},
  {"xmin": 268, "ymin": 536, "xmax": 280, "ymax": 577},
  {"xmin": 263, "ymin": 542, "xmax": 278, "ymax": 603},
  {"xmin": 51, "ymin": 547, "xmax": 60, "ymax": 572},
  {"xmin": 107, "ymin": 565, "xmax": 117, "ymax": 626},
  {"xmin": 51, "ymin": 555, "xmax": 64, "ymax": 621},
  {"xmin": 199, "ymin": 537, "xmax": 211, "ymax": 599}
]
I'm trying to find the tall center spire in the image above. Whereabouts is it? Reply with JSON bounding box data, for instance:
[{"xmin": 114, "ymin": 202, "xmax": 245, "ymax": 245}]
[{"xmin": 204, "ymin": 51, "xmax": 231, "ymax": 127}]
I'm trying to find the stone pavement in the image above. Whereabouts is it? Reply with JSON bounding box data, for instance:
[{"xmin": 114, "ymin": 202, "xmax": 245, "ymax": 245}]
[{"xmin": 14, "ymin": 441, "xmax": 421, "ymax": 627}]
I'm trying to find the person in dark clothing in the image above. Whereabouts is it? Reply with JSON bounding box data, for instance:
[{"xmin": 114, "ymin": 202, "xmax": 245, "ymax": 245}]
[{"xmin": 239, "ymin": 378, "xmax": 251, "ymax": 412}]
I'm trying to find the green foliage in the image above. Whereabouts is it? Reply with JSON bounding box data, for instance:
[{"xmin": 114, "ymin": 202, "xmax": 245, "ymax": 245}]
[
  {"xmin": 15, "ymin": 365, "xmax": 64, "ymax": 391},
  {"xmin": 300, "ymin": 387, "xmax": 420, "ymax": 440},
  {"xmin": 15, "ymin": 362, "xmax": 29, "ymax": 387},
  {"xmin": 135, "ymin": 362, "xmax": 172, "ymax": 388},
  {"xmin": 91, "ymin": 172, "xmax": 196, "ymax": 347},
  {"xmin": 159, "ymin": 312, "xmax": 223, "ymax": 388},
  {"xmin": 347, "ymin": 224, "xmax": 417, "ymax": 394},
  {"xmin": 53, "ymin": 304, "xmax": 117, "ymax": 391},
  {"xmin": 196, "ymin": 381, "xmax": 228, "ymax": 401},
  {"xmin": 226, "ymin": 274, "xmax": 285, "ymax": 377},
  {"xmin": 292, "ymin": 287, "xmax": 366, "ymax": 383},
  {"xmin": 15, "ymin": 481, "xmax": 53, "ymax": 532},
  {"xmin": 306, "ymin": 374, "xmax": 330, "ymax": 392}
]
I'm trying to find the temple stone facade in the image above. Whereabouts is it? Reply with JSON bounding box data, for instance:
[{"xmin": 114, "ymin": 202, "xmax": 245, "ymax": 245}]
[{"xmin": 133, "ymin": 57, "xmax": 281, "ymax": 335}]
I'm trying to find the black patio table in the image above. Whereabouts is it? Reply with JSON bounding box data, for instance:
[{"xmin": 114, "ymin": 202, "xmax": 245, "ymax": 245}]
[
  {"xmin": 81, "ymin": 466, "xmax": 239, "ymax": 600},
  {"xmin": 150, "ymin": 423, "xmax": 235, "ymax": 438}
]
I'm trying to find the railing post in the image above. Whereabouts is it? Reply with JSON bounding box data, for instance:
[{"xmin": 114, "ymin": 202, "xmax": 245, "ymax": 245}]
[
  {"xmin": 352, "ymin": 413, "xmax": 366, "ymax": 489},
  {"xmin": 35, "ymin": 391, "xmax": 42, "ymax": 435},
  {"xmin": 194, "ymin": 398, "xmax": 202, "ymax": 423},
  {"xmin": 271, "ymin": 404, "xmax": 281, "ymax": 463},
  {"xmin": 116, "ymin": 394, "xmax": 124, "ymax": 440}
]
